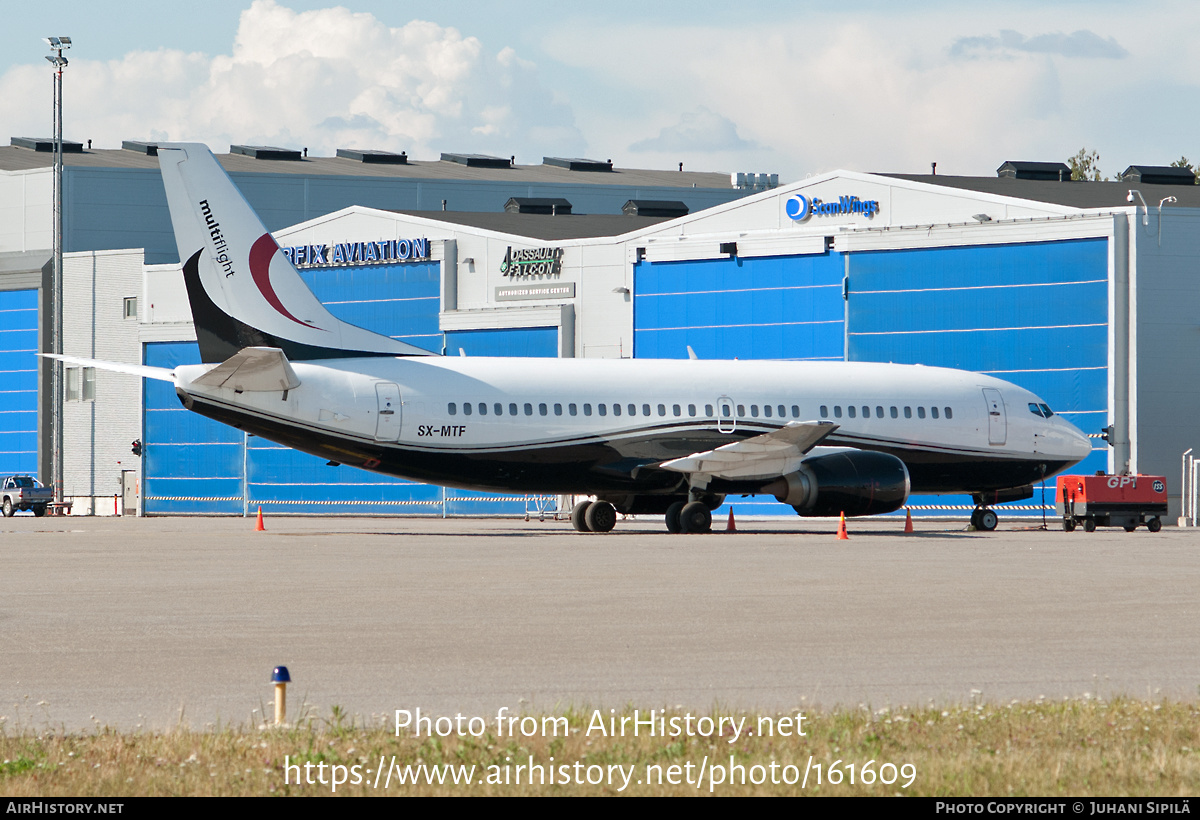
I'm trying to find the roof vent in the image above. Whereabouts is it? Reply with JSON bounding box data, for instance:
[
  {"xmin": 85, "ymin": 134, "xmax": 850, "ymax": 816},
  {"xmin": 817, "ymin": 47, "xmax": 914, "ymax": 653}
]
[
  {"xmin": 336, "ymin": 148, "xmax": 408, "ymax": 164},
  {"xmin": 11, "ymin": 136, "xmax": 83, "ymax": 153},
  {"xmin": 122, "ymin": 140, "xmax": 158, "ymax": 155},
  {"xmin": 230, "ymin": 145, "xmax": 303, "ymax": 161},
  {"xmin": 504, "ymin": 197, "xmax": 573, "ymax": 215},
  {"xmin": 543, "ymin": 156, "xmax": 613, "ymax": 172},
  {"xmin": 996, "ymin": 161, "xmax": 1072, "ymax": 181},
  {"xmin": 441, "ymin": 152, "xmax": 512, "ymax": 169},
  {"xmin": 732, "ymin": 172, "xmax": 779, "ymax": 190},
  {"xmin": 622, "ymin": 200, "xmax": 689, "ymax": 218},
  {"xmin": 1120, "ymin": 165, "xmax": 1196, "ymax": 186}
]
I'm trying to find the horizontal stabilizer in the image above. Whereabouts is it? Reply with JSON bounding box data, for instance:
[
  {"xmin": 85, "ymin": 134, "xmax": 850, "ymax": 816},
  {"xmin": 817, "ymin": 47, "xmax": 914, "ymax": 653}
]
[
  {"xmin": 192, "ymin": 346, "xmax": 301, "ymax": 392},
  {"xmin": 658, "ymin": 421, "xmax": 838, "ymax": 480},
  {"xmin": 40, "ymin": 353, "xmax": 176, "ymax": 382}
]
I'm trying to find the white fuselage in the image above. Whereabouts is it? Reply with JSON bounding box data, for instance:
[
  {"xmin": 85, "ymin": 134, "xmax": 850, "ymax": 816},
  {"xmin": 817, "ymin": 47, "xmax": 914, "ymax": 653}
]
[{"xmin": 173, "ymin": 356, "xmax": 1092, "ymax": 497}]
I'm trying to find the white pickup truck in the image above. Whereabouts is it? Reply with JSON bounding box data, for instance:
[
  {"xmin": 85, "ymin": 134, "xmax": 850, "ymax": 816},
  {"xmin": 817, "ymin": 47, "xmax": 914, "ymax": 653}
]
[{"xmin": 1, "ymin": 475, "xmax": 53, "ymax": 517}]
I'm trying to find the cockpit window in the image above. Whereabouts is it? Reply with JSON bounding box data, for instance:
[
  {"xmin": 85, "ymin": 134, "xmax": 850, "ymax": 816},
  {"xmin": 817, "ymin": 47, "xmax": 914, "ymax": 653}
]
[
  {"xmin": 1029, "ymin": 403, "xmax": 1044, "ymax": 418},
  {"xmin": 1040, "ymin": 403, "xmax": 1054, "ymax": 418}
]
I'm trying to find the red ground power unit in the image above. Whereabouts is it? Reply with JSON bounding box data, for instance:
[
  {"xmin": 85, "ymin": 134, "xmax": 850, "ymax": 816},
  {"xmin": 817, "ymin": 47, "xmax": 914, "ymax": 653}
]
[{"xmin": 1055, "ymin": 473, "xmax": 1168, "ymax": 532}]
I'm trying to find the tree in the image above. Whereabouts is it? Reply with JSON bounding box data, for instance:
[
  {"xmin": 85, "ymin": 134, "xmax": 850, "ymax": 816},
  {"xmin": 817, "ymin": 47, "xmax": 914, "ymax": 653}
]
[
  {"xmin": 1170, "ymin": 156, "xmax": 1198, "ymax": 184},
  {"xmin": 1068, "ymin": 148, "xmax": 1104, "ymax": 181}
]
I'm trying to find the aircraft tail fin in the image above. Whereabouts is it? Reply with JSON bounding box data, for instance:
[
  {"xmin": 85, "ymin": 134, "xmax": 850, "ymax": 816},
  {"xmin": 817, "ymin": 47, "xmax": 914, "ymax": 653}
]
[{"xmin": 156, "ymin": 143, "xmax": 434, "ymax": 364}]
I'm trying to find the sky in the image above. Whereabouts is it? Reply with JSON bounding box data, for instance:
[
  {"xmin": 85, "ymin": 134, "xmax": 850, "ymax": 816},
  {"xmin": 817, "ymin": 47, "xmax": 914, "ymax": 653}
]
[{"xmin": 2, "ymin": 0, "xmax": 1196, "ymax": 182}]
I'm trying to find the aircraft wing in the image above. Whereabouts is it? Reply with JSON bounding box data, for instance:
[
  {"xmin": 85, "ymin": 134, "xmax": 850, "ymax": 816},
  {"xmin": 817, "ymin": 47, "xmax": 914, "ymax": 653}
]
[
  {"xmin": 658, "ymin": 421, "xmax": 838, "ymax": 480},
  {"xmin": 40, "ymin": 353, "xmax": 176, "ymax": 382},
  {"xmin": 191, "ymin": 346, "xmax": 301, "ymax": 392}
]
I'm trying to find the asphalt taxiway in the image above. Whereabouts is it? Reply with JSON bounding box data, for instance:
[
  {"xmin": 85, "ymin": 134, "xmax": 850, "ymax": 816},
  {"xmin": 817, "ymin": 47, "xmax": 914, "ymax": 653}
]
[{"xmin": 3, "ymin": 514, "xmax": 1198, "ymax": 730}]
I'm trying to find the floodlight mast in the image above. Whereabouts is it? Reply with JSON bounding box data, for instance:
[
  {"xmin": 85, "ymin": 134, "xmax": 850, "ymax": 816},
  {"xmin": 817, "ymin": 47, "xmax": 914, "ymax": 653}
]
[{"xmin": 45, "ymin": 35, "xmax": 70, "ymax": 510}]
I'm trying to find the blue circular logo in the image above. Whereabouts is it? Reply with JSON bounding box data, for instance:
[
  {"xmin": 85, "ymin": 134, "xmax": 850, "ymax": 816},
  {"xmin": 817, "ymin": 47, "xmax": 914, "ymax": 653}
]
[{"xmin": 785, "ymin": 195, "xmax": 810, "ymax": 221}]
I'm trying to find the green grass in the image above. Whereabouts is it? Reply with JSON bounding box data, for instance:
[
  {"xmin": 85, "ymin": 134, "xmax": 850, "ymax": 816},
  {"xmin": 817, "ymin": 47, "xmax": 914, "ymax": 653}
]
[{"xmin": 3, "ymin": 698, "xmax": 1199, "ymax": 796}]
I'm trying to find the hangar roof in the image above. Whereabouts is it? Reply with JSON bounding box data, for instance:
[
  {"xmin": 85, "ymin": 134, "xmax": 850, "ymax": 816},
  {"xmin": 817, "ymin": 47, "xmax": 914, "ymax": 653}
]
[
  {"xmin": 883, "ymin": 173, "xmax": 1200, "ymax": 209},
  {"xmin": 392, "ymin": 210, "xmax": 671, "ymax": 240},
  {"xmin": 0, "ymin": 145, "xmax": 732, "ymax": 190}
]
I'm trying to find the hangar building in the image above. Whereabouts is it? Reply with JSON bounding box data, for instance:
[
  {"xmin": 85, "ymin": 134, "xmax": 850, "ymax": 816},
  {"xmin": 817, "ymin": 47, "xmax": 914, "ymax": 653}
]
[{"xmin": 3, "ymin": 145, "xmax": 1198, "ymax": 520}]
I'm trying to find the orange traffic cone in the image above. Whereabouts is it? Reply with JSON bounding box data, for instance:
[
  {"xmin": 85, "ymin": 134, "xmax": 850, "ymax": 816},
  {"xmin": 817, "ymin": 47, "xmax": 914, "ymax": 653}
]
[
  {"xmin": 255, "ymin": 505, "xmax": 266, "ymax": 531},
  {"xmin": 725, "ymin": 507, "xmax": 737, "ymax": 532},
  {"xmin": 904, "ymin": 508, "xmax": 914, "ymax": 534},
  {"xmin": 836, "ymin": 512, "xmax": 849, "ymax": 540}
]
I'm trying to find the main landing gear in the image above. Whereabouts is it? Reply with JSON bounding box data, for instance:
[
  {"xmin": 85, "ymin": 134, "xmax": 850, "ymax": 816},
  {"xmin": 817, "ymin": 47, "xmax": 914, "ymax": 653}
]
[
  {"xmin": 665, "ymin": 500, "xmax": 712, "ymax": 534},
  {"xmin": 970, "ymin": 507, "xmax": 998, "ymax": 532},
  {"xmin": 571, "ymin": 500, "xmax": 616, "ymax": 533}
]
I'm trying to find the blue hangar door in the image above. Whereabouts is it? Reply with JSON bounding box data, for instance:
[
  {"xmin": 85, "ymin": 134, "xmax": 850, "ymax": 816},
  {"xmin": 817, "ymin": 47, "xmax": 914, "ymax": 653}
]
[
  {"xmin": 142, "ymin": 260, "xmax": 557, "ymax": 515},
  {"xmin": 845, "ymin": 238, "xmax": 1110, "ymax": 516},
  {"xmin": 633, "ymin": 250, "xmax": 846, "ymax": 516},
  {"xmin": 0, "ymin": 289, "xmax": 40, "ymax": 477}
]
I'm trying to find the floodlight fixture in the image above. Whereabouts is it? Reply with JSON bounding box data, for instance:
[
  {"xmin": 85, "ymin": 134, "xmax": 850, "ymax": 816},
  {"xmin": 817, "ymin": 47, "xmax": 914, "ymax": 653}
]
[{"xmin": 1126, "ymin": 189, "xmax": 1148, "ymax": 225}]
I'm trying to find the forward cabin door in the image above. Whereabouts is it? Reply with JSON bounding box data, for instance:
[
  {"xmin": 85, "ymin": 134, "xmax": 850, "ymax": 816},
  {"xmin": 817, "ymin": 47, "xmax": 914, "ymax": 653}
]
[
  {"xmin": 717, "ymin": 396, "xmax": 736, "ymax": 434},
  {"xmin": 982, "ymin": 388, "xmax": 1006, "ymax": 446},
  {"xmin": 375, "ymin": 383, "xmax": 402, "ymax": 441}
]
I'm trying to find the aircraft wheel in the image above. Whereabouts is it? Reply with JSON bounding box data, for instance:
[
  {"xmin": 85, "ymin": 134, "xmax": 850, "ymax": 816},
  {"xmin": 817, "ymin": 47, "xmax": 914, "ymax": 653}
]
[
  {"xmin": 1, "ymin": 498, "xmax": 12, "ymax": 517},
  {"xmin": 665, "ymin": 501, "xmax": 685, "ymax": 534},
  {"xmin": 1123, "ymin": 523, "xmax": 1138, "ymax": 533},
  {"xmin": 1147, "ymin": 517, "xmax": 1162, "ymax": 533},
  {"xmin": 571, "ymin": 501, "xmax": 592, "ymax": 533},
  {"xmin": 976, "ymin": 509, "xmax": 998, "ymax": 532},
  {"xmin": 1083, "ymin": 518, "xmax": 1096, "ymax": 532},
  {"xmin": 584, "ymin": 501, "xmax": 617, "ymax": 533},
  {"xmin": 679, "ymin": 501, "xmax": 712, "ymax": 534},
  {"xmin": 969, "ymin": 508, "xmax": 981, "ymax": 529},
  {"xmin": 1062, "ymin": 518, "xmax": 1076, "ymax": 532}
]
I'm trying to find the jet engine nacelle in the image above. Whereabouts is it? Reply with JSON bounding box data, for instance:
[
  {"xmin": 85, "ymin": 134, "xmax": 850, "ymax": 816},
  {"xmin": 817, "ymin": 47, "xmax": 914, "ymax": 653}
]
[{"xmin": 763, "ymin": 450, "xmax": 910, "ymax": 517}]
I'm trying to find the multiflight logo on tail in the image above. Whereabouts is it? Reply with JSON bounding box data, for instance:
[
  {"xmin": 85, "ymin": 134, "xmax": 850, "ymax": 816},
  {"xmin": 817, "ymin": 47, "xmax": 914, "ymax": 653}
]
[{"xmin": 785, "ymin": 194, "xmax": 879, "ymax": 222}]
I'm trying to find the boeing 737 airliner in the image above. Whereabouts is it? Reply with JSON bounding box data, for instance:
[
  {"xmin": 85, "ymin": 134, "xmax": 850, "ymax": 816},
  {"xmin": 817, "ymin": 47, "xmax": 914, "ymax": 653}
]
[{"xmin": 49, "ymin": 144, "xmax": 1092, "ymax": 533}]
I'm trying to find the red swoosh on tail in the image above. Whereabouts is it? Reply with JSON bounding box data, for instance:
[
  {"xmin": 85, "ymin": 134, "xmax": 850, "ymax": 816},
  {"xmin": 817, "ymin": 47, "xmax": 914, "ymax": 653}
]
[{"xmin": 248, "ymin": 233, "xmax": 319, "ymax": 329}]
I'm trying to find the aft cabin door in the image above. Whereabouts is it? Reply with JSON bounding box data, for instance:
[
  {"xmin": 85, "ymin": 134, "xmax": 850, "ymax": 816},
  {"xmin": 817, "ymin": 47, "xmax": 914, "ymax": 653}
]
[
  {"xmin": 375, "ymin": 383, "xmax": 402, "ymax": 441},
  {"xmin": 982, "ymin": 388, "xmax": 1006, "ymax": 446},
  {"xmin": 717, "ymin": 396, "xmax": 736, "ymax": 434}
]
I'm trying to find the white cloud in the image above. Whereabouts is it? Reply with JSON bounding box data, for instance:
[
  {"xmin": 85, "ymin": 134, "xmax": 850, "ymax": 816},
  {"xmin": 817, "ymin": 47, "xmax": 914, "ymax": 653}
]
[
  {"xmin": 630, "ymin": 107, "xmax": 755, "ymax": 153},
  {"xmin": 0, "ymin": 0, "xmax": 584, "ymax": 160}
]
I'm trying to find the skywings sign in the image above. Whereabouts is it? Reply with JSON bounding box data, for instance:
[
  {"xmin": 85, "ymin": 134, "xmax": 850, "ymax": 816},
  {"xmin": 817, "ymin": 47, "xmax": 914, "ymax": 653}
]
[{"xmin": 785, "ymin": 194, "xmax": 879, "ymax": 222}]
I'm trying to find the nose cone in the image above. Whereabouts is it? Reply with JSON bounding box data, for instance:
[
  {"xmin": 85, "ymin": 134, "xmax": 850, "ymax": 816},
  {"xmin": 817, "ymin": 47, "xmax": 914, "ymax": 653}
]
[{"xmin": 1060, "ymin": 418, "xmax": 1093, "ymax": 465}]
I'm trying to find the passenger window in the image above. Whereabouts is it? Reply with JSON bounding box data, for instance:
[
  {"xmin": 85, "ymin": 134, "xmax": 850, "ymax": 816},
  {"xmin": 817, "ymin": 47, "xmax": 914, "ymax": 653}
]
[
  {"xmin": 448, "ymin": 402, "xmax": 457, "ymax": 415},
  {"xmin": 834, "ymin": 406, "xmax": 842, "ymax": 418},
  {"xmin": 688, "ymin": 404, "xmax": 697, "ymax": 417},
  {"xmin": 820, "ymin": 406, "xmax": 829, "ymax": 418},
  {"xmin": 751, "ymin": 405, "xmax": 759, "ymax": 417},
  {"xmin": 509, "ymin": 403, "xmax": 518, "ymax": 416},
  {"xmin": 848, "ymin": 406, "xmax": 856, "ymax": 418},
  {"xmin": 598, "ymin": 404, "xmax": 607, "ymax": 416},
  {"xmin": 539, "ymin": 403, "xmax": 548, "ymax": 416},
  {"xmin": 917, "ymin": 406, "xmax": 926, "ymax": 419},
  {"xmin": 764, "ymin": 405, "xmax": 773, "ymax": 418},
  {"xmin": 613, "ymin": 404, "xmax": 622, "ymax": 416},
  {"xmin": 862, "ymin": 406, "xmax": 870, "ymax": 418},
  {"xmin": 706, "ymin": 405, "xmax": 714, "ymax": 417},
  {"xmin": 945, "ymin": 407, "xmax": 953, "ymax": 419},
  {"xmin": 890, "ymin": 406, "xmax": 898, "ymax": 419},
  {"xmin": 569, "ymin": 403, "xmax": 578, "ymax": 416},
  {"xmin": 658, "ymin": 404, "xmax": 666, "ymax": 416},
  {"xmin": 643, "ymin": 404, "xmax": 651, "ymax": 416},
  {"xmin": 584, "ymin": 403, "xmax": 592, "ymax": 416},
  {"xmin": 524, "ymin": 403, "xmax": 534, "ymax": 416},
  {"xmin": 931, "ymin": 406, "xmax": 939, "ymax": 419},
  {"xmin": 721, "ymin": 405, "xmax": 731, "ymax": 418},
  {"xmin": 737, "ymin": 405, "xmax": 745, "ymax": 416},
  {"xmin": 554, "ymin": 403, "xmax": 562, "ymax": 416},
  {"xmin": 628, "ymin": 404, "xmax": 636, "ymax": 416},
  {"xmin": 479, "ymin": 403, "xmax": 487, "ymax": 416},
  {"xmin": 495, "ymin": 403, "xmax": 504, "ymax": 416},
  {"xmin": 778, "ymin": 405, "xmax": 786, "ymax": 418},
  {"xmin": 673, "ymin": 404, "xmax": 681, "ymax": 416},
  {"xmin": 463, "ymin": 402, "xmax": 472, "ymax": 416},
  {"xmin": 904, "ymin": 406, "xmax": 912, "ymax": 419},
  {"xmin": 791, "ymin": 405, "xmax": 800, "ymax": 418},
  {"xmin": 876, "ymin": 406, "xmax": 884, "ymax": 418}
]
